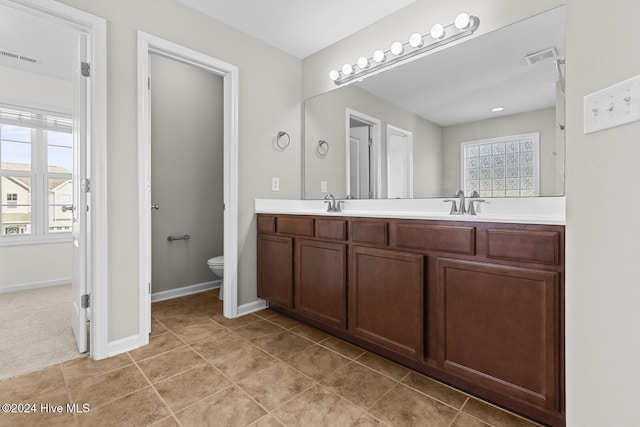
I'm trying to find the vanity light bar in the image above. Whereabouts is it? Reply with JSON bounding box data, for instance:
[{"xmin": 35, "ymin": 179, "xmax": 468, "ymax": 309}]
[{"xmin": 329, "ymin": 13, "xmax": 480, "ymax": 86}]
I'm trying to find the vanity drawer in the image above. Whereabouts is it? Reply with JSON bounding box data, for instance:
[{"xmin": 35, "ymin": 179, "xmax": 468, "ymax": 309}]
[
  {"xmin": 316, "ymin": 218, "xmax": 347, "ymax": 241},
  {"xmin": 257, "ymin": 215, "xmax": 276, "ymax": 234},
  {"xmin": 277, "ymin": 216, "xmax": 315, "ymax": 237},
  {"xmin": 351, "ymin": 219, "xmax": 388, "ymax": 246},
  {"xmin": 486, "ymin": 229, "xmax": 560, "ymax": 265},
  {"xmin": 394, "ymin": 222, "xmax": 475, "ymax": 255}
]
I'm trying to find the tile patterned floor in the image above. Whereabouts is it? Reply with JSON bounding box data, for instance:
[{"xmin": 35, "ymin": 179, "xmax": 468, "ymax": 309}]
[{"xmin": 0, "ymin": 290, "xmax": 541, "ymax": 427}]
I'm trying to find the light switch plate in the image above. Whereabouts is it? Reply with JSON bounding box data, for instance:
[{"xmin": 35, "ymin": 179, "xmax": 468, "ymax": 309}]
[
  {"xmin": 584, "ymin": 74, "xmax": 640, "ymax": 134},
  {"xmin": 271, "ymin": 177, "xmax": 280, "ymax": 192},
  {"xmin": 320, "ymin": 181, "xmax": 327, "ymax": 193}
]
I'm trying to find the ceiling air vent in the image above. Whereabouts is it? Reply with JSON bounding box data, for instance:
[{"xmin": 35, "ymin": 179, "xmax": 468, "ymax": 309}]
[
  {"xmin": 0, "ymin": 49, "xmax": 38, "ymax": 64},
  {"xmin": 524, "ymin": 47, "xmax": 558, "ymax": 65}
]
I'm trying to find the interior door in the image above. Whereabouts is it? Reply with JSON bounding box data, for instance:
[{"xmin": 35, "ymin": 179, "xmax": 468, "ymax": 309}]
[
  {"xmin": 387, "ymin": 125, "xmax": 413, "ymax": 198},
  {"xmin": 71, "ymin": 32, "xmax": 89, "ymax": 353},
  {"xmin": 349, "ymin": 125, "xmax": 370, "ymax": 198}
]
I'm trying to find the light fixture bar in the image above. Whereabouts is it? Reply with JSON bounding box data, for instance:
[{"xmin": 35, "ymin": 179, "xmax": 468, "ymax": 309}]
[{"xmin": 330, "ymin": 13, "xmax": 480, "ymax": 86}]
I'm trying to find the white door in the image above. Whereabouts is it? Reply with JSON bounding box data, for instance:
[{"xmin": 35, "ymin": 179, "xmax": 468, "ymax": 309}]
[
  {"xmin": 71, "ymin": 33, "xmax": 89, "ymax": 353},
  {"xmin": 387, "ymin": 125, "xmax": 413, "ymax": 199},
  {"xmin": 349, "ymin": 125, "xmax": 371, "ymax": 199}
]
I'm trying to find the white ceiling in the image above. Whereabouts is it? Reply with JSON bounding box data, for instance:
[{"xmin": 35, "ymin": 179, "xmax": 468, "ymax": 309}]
[
  {"xmin": 355, "ymin": 6, "xmax": 566, "ymax": 126},
  {"xmin": 176, "ymin": 0, "xmax": 417, "ymax": 59},
  {"xmin": 0, "ymin": 4, "xmax": 79, "ymax": 81}
]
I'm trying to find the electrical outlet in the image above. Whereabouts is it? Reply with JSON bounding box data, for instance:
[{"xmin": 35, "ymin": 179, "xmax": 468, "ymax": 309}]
[
  {"xmin": 320, "ymin": 181, "xmax": 327, "ymax": 193},
  {"xmin": 271, "ymin": 177, "xmax": 280, "ymax": 192},
  {"xmin": 584, "ymin": 74, "xmax": 640, "ymax": 134}
]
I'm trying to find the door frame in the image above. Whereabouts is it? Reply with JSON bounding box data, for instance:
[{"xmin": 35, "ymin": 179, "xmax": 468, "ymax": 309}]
[
  {"xmin": 137, "ymin": 32, "xmax": 240, "ymax": 336},
  {"xmin": 345, "ymin": 108, "xmax": 381, "ymax": 199},
  {"xmin": 2, "ymin": 0, "xmax": 109, "ymax": 358}
]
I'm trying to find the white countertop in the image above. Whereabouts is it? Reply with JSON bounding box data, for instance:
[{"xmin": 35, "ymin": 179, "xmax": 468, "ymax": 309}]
[{"xmin": 254, "ymin": 197, "xmax": 566, "ymax": 225}]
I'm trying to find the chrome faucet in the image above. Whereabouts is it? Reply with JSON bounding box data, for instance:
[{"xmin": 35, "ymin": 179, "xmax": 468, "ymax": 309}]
[
  {"xmin": 444, "ymin": 189, "xmax": 485, "ymax": 216},
  {"xmin": 468, "ymin": 191, "xmax": 485, "ymax": 216},
  {"xmin": 323, "ymin": 194, "xmax": 344, "ymax": 212},
  {"xmin": 455, "ymin": 189, "xmax": 467, "ymax": 215}
]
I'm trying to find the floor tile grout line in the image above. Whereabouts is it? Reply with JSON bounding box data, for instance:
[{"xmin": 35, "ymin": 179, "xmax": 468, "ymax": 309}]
[
  {"xmin": 129, "ymin": 353, "xmax": 183, "ymax": 427},
  {"xmin": 59, "ymin": 364, "xmax": 81, "ymax": 427},
  {"xmin": 396, "ymin": 379, "xmax": 471, "ymax": 413},
  {"xmin": 446, "ymin": 397, "xmax": 470, "ymax": 427},
  {"xmin": 349, "ymin": 355, "xmax": 411, "ymax": 383}
]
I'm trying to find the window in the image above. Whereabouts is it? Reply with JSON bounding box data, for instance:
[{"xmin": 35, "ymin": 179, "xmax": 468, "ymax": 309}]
[
  {"xmin": 461, "ymin": 133, "xmax": 539, "ymax": 198},
  {"xmin": 6, "ymin": 193, "xmax": 17, "ymax": 208},
  {"xmin": 0, "ymin": 103, "xmax": 73, "ymax": 240}
]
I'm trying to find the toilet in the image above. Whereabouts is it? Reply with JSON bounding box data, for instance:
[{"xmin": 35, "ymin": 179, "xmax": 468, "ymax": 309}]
[{"xmin": 207, "ymin": 256, "xmax": 224, "ymax": 300}]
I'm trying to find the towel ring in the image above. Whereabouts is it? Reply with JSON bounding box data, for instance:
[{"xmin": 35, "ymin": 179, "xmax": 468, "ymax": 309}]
[
  {"xmin": 276, "ymin": 131, "xmax": 290, "ymax": 150},
  {"xmin": 316, "ymin": 140, "xmax": 329, "ymax": 157}
]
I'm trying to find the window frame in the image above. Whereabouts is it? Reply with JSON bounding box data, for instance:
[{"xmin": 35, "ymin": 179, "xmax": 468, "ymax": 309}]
[
  {"xmin": 460, "ymin": 132, "xmax": 540, "ymax": 198},
  {"xmin": 0, "ymin": 101, "xmax": 73, "ymax": 246}
]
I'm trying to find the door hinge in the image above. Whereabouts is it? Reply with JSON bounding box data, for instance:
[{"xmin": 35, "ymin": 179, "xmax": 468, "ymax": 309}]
[
  {"xmin": 81, "ymin": 178, "xmax": 91, "ymax": 193},
  {"xmin": 81, "ymin": 293, "xmax": 90, "ymax": 309},
  {"xmin": 81, "ymin": 61, "xmax": 90, "ymax": 77},
  {"xmin": 368, "ymin": 138, "xmax": 373, "ymax": 146}
]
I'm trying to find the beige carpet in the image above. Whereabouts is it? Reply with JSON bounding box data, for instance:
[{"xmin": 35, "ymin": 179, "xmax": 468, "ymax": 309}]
[{"xmin": 0, "ymin": 284, "xmax": 85, "ymax": 381}]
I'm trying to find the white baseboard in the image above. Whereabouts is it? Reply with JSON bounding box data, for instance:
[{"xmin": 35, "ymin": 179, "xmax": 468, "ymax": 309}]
[
  {"xmin": 0, "ymin": 277, "xmax": 72, "ymax": 294},
  {"xmin": 237, "ymin": 298, "xmax": 267, "ymax": 316},
  {"xmin": 105, "ymin": 334, "xmax": 149, "ymax": 358},
  {"xmin": 151, "ymin": 280, "xmax": 221, "ymax": 303}
]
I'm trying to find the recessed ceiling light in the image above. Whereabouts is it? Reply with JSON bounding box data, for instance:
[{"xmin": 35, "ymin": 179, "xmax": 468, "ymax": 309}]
[{"xmin": 491, "ymin": 107, "xmax": 505, "ymax": 112}]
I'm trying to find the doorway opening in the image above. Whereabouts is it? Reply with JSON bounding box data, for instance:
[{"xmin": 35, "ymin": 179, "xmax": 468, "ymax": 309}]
[
  {"xmin": 149, "ymin": 53, "xmax": 224, "ymax": 301},
  {"xmin": 138, "ymin": 32, "xmax": 240, "ymax": 341},
  {"xmin": 0, "ymin": 0, "xmax": 108, "ymax": 366},
  {"xmin": 346, "ymin": 109, "xmax": 381, "ymax": 199}
]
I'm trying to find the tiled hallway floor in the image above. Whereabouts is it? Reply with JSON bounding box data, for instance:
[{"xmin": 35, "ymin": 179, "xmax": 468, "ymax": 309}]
[{"xmin": 0, "ymin": 290, "xmax": 541, "ymax": 427}]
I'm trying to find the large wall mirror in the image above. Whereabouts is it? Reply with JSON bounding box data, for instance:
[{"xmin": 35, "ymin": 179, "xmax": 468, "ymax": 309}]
[{"xmin": 303, "ymin": 6, "xmax": 565, "ymax": 200}]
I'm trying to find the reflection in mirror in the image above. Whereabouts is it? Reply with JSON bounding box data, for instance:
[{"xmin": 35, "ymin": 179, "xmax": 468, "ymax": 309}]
[{"xmin": 304, "ymin": 6, "xmax": 565, "ymax": 200}]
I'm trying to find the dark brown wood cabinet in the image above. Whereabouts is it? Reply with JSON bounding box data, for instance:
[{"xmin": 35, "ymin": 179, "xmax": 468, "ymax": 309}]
[
  {"xmin": 257, "ymin": 234, "xmax": 293, "ymax": 308},
  {"xmin": 257, "ymin": 214, "xmax": 565, "ymax": 427},
  {"xmin": 436, "ymin": 258, "xmax": 560, "ymax": 411},
  {"xmin": 295, "ymin": 238, "xmax": 347, "ymax": 329},
  {"xmin": 349, "ymin": 246, "xmax": 423, "ymax": 359}
]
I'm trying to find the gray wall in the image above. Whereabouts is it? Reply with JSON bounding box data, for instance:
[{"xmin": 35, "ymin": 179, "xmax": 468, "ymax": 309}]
[
  {"xmin": 58, "ymin": 0, "xmax": 302, "ymax": 341},
  {"xmin": 304, "ymin": 84, "xmax": 442, "ymax": 199},
  {"xmin": 441, "ymin": 107, "xmax": 557, "ymax": 196},
  {"xmin": 565, "ymin": 0, "xmax": 640, "ymax": 425},
  {"xmin": 150, "ymin": 54, "xmax": 223, "ymax": 294}
]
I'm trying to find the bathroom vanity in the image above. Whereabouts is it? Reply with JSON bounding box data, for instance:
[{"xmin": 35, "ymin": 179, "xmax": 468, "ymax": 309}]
[{"xmin": 255, "ymin": 201, "xmax": 565, "ymax": 427}]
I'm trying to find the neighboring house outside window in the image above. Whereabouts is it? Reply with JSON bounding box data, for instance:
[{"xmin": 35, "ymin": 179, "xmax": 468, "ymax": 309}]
[
  {"xmin": 0, "ymin": 104, "xmax": 73, "ymax": 241},
  {"xmin": 461, "ymin": 132, "xmax": 540, "ymax": 198}
]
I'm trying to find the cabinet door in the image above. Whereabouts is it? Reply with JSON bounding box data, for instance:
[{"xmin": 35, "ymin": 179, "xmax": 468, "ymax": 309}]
[
  {"xmin": 436, "ymin": 258, "xmax": 559, "ymax": 410},
  {"xmin": 295, "ymin": 239, "xmax": 347, "ymax": 329},
  {"xmin": 257, "ymin": 234, "xmax": 293, "ymax": 308},
  {"xmin": 349, "ymin": 246, "xmax": 424, "ymax": 359}
]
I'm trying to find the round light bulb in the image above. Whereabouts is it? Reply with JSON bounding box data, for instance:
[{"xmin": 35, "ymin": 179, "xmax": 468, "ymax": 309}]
[
  {"xmin": 341, "ymin": 63, "xmax": 354, "ymax": 75},
  {"xmin": 455, "ymin": 13, "xmax": 471, "ymax": 29},
  {"xmin": 430, "ymin": 23, "xmax": 445, "ymax": 39},
  {"xmin": 373, "ymin": 49, "xmax": 386, "ymax": 63},
  {"xmin": 356, "ymin": 56, "xmax": 369, "ymax": 69},
  {"xmin": 328, "ymin": 69, "xmax": 340, "ymax": 81},
  {"xmin": 408, "ymin": 33, "xmax": 423, "ymax": 48},
  {"xmin": 390, "ymin": 41, "xmax": 404, "ymax": 55}
]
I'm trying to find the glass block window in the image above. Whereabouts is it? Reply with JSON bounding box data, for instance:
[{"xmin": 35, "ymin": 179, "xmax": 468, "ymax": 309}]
[{"xmin": 461, "ymin": 133, "xmax": 539, "ymax": 197}]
